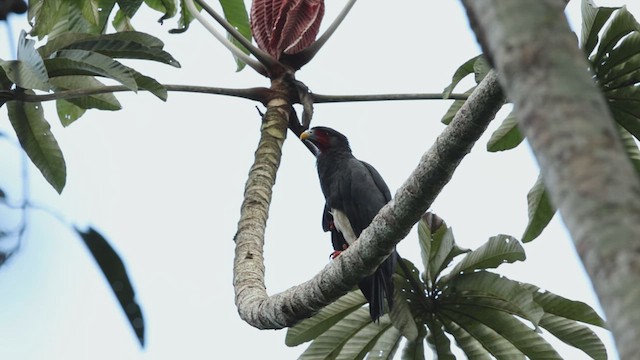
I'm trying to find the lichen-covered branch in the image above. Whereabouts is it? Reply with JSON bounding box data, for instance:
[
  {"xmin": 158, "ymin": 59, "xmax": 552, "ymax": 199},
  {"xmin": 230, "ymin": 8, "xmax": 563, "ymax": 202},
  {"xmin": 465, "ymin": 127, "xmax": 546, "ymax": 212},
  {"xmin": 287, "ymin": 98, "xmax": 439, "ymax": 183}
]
[
  {"xmin": 233, "ymin": 71, "xmax": 505, "ymax": 329},
  {"xmin": 462, "ymin": 1, "xmax": 640, "ymax": 357}
]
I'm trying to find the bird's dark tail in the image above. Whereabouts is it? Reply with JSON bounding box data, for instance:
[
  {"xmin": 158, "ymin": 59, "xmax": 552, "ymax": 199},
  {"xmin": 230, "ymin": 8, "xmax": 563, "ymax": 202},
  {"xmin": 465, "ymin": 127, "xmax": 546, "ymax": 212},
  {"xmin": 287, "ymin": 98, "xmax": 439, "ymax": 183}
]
[{"xmin": 360, "ymin": 250, "xmax": 398, "ymax": 322}]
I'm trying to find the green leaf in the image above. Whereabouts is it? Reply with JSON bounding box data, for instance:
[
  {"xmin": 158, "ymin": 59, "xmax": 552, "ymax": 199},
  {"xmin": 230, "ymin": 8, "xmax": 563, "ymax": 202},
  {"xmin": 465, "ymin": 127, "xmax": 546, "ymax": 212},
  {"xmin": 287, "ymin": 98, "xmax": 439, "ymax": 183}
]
[
  {"xmin": 169, "ymin": 0, "xmax": 202, "ymax": 34},
  {"xmin": 131, "ymin": 72, "xmax": 168, "ymax": 101},
  {"xmin": 297, "ymin": 307, "xmax": 372, "ymax": 360},
  {"xmin": 438, "ymin": 315, "xmax": 491, "ymax": 359},
  {"xmin": 30, "ymin": 0, "xmax": 105, "ymax": 40},
  {"xmin": 521, "ymin": 175, "xmax": 556, "ymax": 243},
  {"xmin": 144, "ymin": 0, "xmax": 178, "ymax": 24},
  {"xmin": 473, "ymin": 56, "xmax": 491, "ymax": 84},
  {"xmin": 286, "ymin": 290, "xmax": 367, "ymax": 347},
  {"xmin": 581, "ymin": 0, "xmax": 619, "ymax": 56},
  {"xmin": 0, "ymin": 60, "xmax": 50, "ymax": 91},
  {"xmin": 389, "ymin": 274, "xmax": 419, "ymax": 341},
  {"xmin": 425, "ymin": 318, "xmax": 455, "ymax": 360},
  {"xmin": 361, "ymin": 326, "xmax": 402, "ymax": 360},
  {"xmin": 487, "ymin": 111, "xmax": 524, "ymax": 152},
  {"xmin": 0, "ymin": 32, "xmax": 50, "ymax": 91},
  {"xmin": 56, "ymin": 99, "xmax": 87, "ymax": 126},
  {"xmin": 539, "ymin": 314, "xmax": 608, "ymax": 360},
  {"xmin": 597, "ymin": 32, "xmax": 640, "ymax": 77},
  {"xmin": 117, "ymin": 0, "xmax": 143, "ymax": 18},
  {"xmin": 443, "ymin": 235, "xmax": 525, "ymax": 281},
  {"xmin": 442, "ymin": 305, "xmax": 562, "ymax": 359},
  {"xmin": 523, "ymin": 285, "xmax": 608, "ymax": 328},
  {"xmin": 593, "ymin": 7, "xmax": 640, "ymax": 67},
  {"xmin": 610, "ymin": 100, "xmax": 640, "ymax": 140},
  {"xmin": 443, "ymin": 55, "xmax": 481, "ymax": 98},
  {"xmin": 7, "ymin": 96, "xmax": 66, "ymax": 193},
  {"xmin": 62, "ymin": 38, "xmax": 180, "ymax": 67},
  {"xmin": 443, "ymin": 271, "xmax": 544, "ymax": 328},
  {"xmin": 49, "ymin": 76, "xmax": 122, "ymax": 112},
  {"xmin": 424, "ymin": 225, "xmax": 469, "ymax": 287},
  {"xmin": 617, "ymin": 126, "xmax": 640, "ymax": 174},
  {"xmin": 81, "ymin": 0, "xmax": 100, "ymax": 26},
  {"xmin": 400, "ymin": 326, "xmax": 426, "ymax": 360},
  {"xmin": 219, "ymin": 0, "xmax": 252, "ymax": 71},
  {"xmin": 39, "ymin": 31, "xmax": 167, "ymax": 58},
  {"xmin": 439, "ymin": 310, "xmax": 525, "ymax": 359},
  {"xmin": 45, "ymin": 50, "xmax": 138, "ymax": 91},
  {"xmin": 113, "ymin": 9, "xmax": 136, "ymax": 32},
  {"xmin": 600, "ymin": 56, "xmax": 640, "ymax": 91},
  {"xmin": 441, "ymin": 87, "xmax": 474, "ymax": 125},
  {"xmin": 336, "ymin": 318, "xmax": 393, "ymax": 360},
  {"xmin": 75, "ymin": 227, "xmax": 145, "ymax": 346}
]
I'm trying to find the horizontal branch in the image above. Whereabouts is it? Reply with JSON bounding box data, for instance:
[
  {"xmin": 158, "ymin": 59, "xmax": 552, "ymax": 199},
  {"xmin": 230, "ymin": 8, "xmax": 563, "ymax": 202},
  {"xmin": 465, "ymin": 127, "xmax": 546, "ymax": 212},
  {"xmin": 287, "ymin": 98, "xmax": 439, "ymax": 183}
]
[{"xmin": 0, "ymin": 86, "xmax": 468, "ymax": 105}]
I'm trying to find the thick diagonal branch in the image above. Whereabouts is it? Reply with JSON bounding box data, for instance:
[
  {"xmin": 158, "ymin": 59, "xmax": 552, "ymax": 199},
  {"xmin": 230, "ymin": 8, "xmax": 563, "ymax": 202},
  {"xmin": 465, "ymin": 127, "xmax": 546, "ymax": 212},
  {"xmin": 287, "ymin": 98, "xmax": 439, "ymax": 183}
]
[
  {"xmin": 233, "ymin": 71, "xmax": 504, "ymax": 329},
  {"xmin": 462, "ymin": 1, "xmax": 640, "ymax": 357}
]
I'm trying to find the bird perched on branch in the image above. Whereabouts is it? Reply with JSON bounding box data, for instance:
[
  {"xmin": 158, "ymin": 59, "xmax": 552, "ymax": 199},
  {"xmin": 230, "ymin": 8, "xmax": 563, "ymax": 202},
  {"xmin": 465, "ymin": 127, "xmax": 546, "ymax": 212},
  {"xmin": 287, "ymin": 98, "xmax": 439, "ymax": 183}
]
[{"xmin": 301, "ymin": 126, "xmax": 398, "ymax": 322}]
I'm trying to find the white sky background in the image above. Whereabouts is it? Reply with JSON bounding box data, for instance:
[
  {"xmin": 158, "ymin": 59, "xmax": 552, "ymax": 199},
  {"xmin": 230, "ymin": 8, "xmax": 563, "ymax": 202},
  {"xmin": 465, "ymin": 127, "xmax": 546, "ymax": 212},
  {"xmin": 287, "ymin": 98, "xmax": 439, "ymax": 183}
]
[{"xmin": 0, "ymin": 1, "xmax": 637, "ymax": 359}]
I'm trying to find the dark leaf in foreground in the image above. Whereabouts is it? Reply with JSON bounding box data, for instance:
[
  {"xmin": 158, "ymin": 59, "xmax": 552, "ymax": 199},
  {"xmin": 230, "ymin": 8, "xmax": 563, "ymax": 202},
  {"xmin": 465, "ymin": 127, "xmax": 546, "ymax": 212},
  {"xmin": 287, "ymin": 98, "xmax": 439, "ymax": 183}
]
[{"xmin": 76, "ymin": 227, "xmax": 144, "ymax": 346}]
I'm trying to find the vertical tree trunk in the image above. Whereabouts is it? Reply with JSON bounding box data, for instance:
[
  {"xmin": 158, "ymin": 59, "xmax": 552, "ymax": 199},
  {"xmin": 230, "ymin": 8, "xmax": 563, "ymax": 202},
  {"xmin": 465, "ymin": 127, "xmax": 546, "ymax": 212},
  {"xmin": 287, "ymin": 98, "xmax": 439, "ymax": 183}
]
[{"xmin": 462, "ymin": 1, "xmax": 640, "ymax": 357}]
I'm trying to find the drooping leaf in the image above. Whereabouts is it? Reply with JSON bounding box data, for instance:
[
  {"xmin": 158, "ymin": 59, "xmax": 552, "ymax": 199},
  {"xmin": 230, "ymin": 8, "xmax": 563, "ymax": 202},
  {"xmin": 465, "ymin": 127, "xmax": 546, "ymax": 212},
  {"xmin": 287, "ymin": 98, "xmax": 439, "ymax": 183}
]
[
  {"xmin": 539, "ymin": 314, "xmax": 608, "ymax": 360},
  {"xmin": 358, "ymin": 325, "xmax": 401, "ymax": 360},
  {"xmin": 425, "ymin": 319, "xmax": 455, "ymax": 360},
  {"xmin": 7, "ymin": 96, "xmax": 66, "ymax": 193},
  {"xmin": 442, "ymin": 55, "xmax": 481, "ymax": 98},
  {"xmin": 487, "ymin": 111, "xmax": 524, "ymax": 152},
  {"xmin": 286, "ymin": 290, "xmax": 367, "ymax": 347},
  {"xmin": 522, "ymin": 175, "xmax": 556, "ymax": 243},
  {"xmin": 522, "ymin": 284, "xmax": 608, "ymax": 328},
  {"xmin": 443, "ymin": 234, "xmax": 525, "ymax": 281},
  {"xmin": 56, "ymin": 99, "xmax": 87, "ymax": 126},
  {"xmin": 438, "ymin": 315, "xmax": 491, "ymax": 360},
  {"xmin": 45, "ymin": 50, "xmax": 138, "ymax": 91},
  {"xmin": 442, "ymin": 305, "xmax": 562, "ymax": 359},
  {"xmin": 75, "ymin": 227, "xmax": 145, "ymax": 347},
  {"xmin": 581, "ymin": 0, "xmax": 619, "ymax": 56},
  {"xmin": 297, "ymin": 307, "xmax": 372, "ymax": 360},
  {"xmin": 131, "ymin": 72, "xmax": 168, "ymax": 101}
]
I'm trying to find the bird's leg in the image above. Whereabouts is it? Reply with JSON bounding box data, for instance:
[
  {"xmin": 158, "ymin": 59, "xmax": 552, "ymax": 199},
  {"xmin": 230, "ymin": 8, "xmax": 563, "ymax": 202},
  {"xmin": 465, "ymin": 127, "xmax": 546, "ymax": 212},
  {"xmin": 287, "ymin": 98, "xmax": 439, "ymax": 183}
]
[{"xmin": 329, "ymin": 243, "xmax": 349, "ymax": 259}]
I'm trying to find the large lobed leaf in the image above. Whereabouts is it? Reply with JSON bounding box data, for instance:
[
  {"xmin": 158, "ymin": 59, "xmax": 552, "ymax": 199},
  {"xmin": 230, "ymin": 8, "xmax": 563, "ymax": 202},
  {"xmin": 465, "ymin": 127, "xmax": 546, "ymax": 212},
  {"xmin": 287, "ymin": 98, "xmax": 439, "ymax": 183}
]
[{"xmin": 444, "ymin": 234, "xmax": 525, "ymax": 279}]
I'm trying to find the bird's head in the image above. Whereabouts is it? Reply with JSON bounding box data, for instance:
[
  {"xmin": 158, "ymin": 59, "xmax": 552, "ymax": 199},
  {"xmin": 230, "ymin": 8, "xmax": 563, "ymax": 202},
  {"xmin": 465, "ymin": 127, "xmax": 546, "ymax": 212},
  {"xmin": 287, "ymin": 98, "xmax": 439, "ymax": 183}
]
[{"xmin": 300, "ymin": 126, "xmax": 351, "ymax": 153}]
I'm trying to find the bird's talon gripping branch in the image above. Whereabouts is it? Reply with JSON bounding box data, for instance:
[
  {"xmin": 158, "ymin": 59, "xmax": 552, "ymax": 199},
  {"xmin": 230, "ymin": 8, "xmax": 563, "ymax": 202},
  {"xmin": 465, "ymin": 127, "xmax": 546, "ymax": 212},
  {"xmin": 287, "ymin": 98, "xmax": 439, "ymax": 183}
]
[{"xmin": 330, "ymin": 250, "xmax": 343, "ymax": 259}]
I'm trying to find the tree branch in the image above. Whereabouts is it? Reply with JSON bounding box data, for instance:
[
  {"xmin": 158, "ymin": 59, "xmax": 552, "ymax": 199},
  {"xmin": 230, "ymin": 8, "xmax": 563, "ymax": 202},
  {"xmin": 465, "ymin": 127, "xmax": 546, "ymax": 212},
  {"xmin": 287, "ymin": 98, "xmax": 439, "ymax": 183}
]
[
  {"xmin": 0, "ymin": 87, "xmax": 468, "ymax": 105},
  {"xmin": 462, "ymin": 1, "xmax": 640, "ymax": 357},
  {"xmin": 233, "ymin": 70, "xmax": 505, "ymax": 328}
]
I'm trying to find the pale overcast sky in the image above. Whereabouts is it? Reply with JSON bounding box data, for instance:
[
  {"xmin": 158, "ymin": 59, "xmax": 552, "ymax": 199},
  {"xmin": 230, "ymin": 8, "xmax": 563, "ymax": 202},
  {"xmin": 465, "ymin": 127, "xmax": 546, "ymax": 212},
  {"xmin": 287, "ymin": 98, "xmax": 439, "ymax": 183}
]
[{"xmin": 0, "ymin": 1, "xmax": 637, "ymax": 359}]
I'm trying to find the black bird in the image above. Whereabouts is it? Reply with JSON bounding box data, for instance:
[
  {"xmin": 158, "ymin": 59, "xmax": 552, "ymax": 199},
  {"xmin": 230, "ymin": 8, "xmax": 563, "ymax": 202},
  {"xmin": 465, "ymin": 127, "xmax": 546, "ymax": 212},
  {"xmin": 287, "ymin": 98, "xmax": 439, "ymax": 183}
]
[{"xmin": 301, "ymin": 126, "xmax": 398, "ymax": 322}]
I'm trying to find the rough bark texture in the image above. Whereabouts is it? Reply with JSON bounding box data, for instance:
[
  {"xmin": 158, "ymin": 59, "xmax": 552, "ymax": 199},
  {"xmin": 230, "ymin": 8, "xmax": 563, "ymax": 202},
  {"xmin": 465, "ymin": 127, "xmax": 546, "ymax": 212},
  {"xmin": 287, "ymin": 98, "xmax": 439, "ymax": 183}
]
[
  {"xmin": 233, "ymin": 71, "xmax": 505, "ymax": 329},
  {"xmin": 462, "ymin": 1, "xmax": 640, "ymax": 357},
  {"xmin": 234, "ymin": 93, "xmax": 290, "ymax": 326}
]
